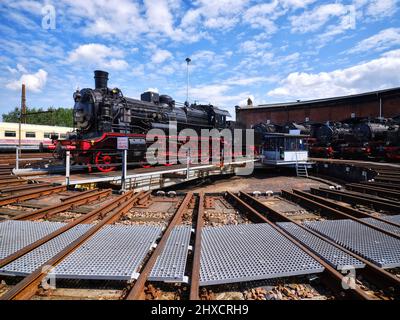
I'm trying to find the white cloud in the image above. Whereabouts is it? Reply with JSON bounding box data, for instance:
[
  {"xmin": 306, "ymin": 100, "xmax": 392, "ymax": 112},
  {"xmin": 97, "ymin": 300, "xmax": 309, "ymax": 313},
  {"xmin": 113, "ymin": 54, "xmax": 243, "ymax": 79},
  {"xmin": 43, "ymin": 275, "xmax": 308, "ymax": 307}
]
[
  {"xmin": 67, "ymin": 43, "xmax": 128, "ymax": 70},
  {"xmin": 239, "ymin": 40, "xmax": 271, "ymax": 53},
  {"xmin": 348, "ymin": 28, "xmax": 400, "ymax": 53},
  {"xmin": 366, "ymin": 0, "xmax": 399, "ymax": 19},
  {"xmin": 290, "ymin": 3, "xmax": 349, "ymax": 33},
  {"xmin": 6, "ymin": 69, "xmax": 48, "ymax": 92},
  {"xmin": 151, "ymin": 49, "xmax": 173, "ymax": 64},
  {"xmin": 181, "ymin": 0, "xmax": 249, "ymax": 31},
  {"xmin": 268, "ymin": 49, "xmax": 400, "ymax": 100},
  {"xmin": 188, "ymin": 83, "xmax": 251, "ymax": 110}
]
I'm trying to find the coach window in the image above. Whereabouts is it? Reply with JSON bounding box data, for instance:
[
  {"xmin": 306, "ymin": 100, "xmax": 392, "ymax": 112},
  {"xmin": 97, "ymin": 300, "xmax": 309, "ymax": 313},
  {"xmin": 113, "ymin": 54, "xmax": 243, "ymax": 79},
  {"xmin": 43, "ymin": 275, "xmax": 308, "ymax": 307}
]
[
  {"xmin": 5, "ymin": 131, "xmax": 16, "ymax": 137},
  {"xmin": 44, "ymin": 132, "xmax": 52, "ymax": 138},
  {"xmin": 26, "ymin": 132, "xmax": 36, "ymax": 138},
  {"xmin": 60, "ymin": 134, "xmax": 67, "ymax": 139}
]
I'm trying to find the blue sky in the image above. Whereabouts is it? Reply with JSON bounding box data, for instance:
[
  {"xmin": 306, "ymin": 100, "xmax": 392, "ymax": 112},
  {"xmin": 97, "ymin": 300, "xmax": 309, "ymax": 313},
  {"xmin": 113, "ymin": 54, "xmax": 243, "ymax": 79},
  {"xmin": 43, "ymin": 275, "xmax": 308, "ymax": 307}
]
[{"xmin": 0, "ymin": 0, "xmax": 399, "ymax": 119}]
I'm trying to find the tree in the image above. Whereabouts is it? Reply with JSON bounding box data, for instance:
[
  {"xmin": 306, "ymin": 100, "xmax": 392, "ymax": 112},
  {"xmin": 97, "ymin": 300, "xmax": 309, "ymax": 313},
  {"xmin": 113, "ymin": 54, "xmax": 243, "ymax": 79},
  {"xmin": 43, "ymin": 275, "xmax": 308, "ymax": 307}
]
[{"xmin": 2, "ymin": 107, "xmax": 74, "ymax": 127}]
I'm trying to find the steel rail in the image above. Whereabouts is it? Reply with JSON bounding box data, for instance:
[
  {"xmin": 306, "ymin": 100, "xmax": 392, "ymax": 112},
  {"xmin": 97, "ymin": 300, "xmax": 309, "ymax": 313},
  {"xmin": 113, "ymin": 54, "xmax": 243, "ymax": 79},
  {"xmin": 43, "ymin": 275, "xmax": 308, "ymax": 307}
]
[
  {"xmin": 0, "ymin": 179, "xmax": 27, "ymax": 186},
  {"xmin": 0, "ymin": 185, "xmax": 66, "ymax": 207},
  {"xmin": 0, "ymin": 176, "xmax": 20, "ymax": 181},
  {"xmin": 125, "ymin": 192, "xmax": 193, "ymax": 300},
  {"xmin": 0, "ymin": 191, "xmax": 138, "ymax": 269},
  {"xmin": 282, "ymin": 190, "xmax": 400, "ymax": 240},
  {"xmin": 60, "ymin": 189, "xmax": 99, "ymax": 202},
  {"xmin": 0, "ymin": 183, "xmax": 53, "ymax": 194},
  {"xmin": 337, "ymin": 188, "xmax": 400, "ymax": 206},
  {"xmin": 224, "ymin": 191, "xmax": 372, "ymax": 300},
  {"xmin": 11, "ymin": 189, "xmax": 112, "ymax": 221},
  {"xmin": 310, "ymin": 187, "xmax": 399, "ymax": 214},
  {"xmin": 291, "ymin": 190, "xmax": 400, "ymax": 229},
  {"xmin": 238, "ymin": 192, "xmax": 400, "ymax": 296},
  {"xmin": 346, "ymin": 183, "xmax": 400, "ymax": 200},
  {"xmin": 360, "ymin": 181, "xmax": 400, "ymax": 191},
  {"xmin": 189, "ymin": 192, "xmax": 204, "ymax": 300},
  {"xmin": 0, "ymin": 191, "xmax": 143, "ymax": 300},
  {"xmin": 375, "ymin": 176, "xmax": 400, "ymax": 184}
]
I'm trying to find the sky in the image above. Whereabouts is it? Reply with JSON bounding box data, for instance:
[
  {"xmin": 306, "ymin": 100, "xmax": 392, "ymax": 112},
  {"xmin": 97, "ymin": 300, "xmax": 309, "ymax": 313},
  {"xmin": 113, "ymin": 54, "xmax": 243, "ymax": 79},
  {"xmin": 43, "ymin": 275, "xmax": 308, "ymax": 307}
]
[{"xmin": 0, "ymin": 0, "xmax": 399, "ymax": 119}]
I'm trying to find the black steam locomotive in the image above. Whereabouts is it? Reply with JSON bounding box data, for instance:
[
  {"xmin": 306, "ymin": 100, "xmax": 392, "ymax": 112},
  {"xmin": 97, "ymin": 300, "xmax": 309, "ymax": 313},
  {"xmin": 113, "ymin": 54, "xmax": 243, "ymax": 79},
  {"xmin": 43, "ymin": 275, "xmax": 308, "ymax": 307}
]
[
  {"xmin": 57, "ymin": 71, "xmax": 233, "ymax": 171},
  {"xmin": 253, "ymin": 117, "xmax": 400, "ymax": 161}
]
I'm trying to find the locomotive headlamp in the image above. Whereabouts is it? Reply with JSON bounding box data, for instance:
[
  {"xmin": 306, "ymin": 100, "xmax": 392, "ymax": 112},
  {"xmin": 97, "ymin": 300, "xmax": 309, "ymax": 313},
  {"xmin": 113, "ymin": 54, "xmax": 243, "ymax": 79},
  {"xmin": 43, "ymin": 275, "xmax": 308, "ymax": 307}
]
[
  {"xmin": 112, "ymin": 88, "xmax": 119, "ymax": 94},
  {"xmin": 91, "ymin": 140, "xmax": 95, "ymax": 146}
]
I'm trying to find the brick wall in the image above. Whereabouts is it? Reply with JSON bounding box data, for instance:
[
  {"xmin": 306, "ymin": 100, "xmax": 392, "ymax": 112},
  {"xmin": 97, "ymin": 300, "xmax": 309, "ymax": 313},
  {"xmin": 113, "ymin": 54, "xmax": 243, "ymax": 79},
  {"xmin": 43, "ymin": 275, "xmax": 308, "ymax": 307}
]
[{"xmin": 237, "ymin": 93, "xmax": 400, "ymax": 128}]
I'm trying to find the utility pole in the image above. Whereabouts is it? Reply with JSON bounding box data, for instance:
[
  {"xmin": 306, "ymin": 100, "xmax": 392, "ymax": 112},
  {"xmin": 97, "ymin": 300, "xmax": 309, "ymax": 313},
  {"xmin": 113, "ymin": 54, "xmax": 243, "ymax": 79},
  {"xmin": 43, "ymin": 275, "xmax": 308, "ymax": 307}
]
[
  {"xmin": 185, "ymin": 57, "xmax": 191, "ymax": 105},
  {"xmin": 18, "ymin": 84, "xmax": 26, "ymax": 148}
]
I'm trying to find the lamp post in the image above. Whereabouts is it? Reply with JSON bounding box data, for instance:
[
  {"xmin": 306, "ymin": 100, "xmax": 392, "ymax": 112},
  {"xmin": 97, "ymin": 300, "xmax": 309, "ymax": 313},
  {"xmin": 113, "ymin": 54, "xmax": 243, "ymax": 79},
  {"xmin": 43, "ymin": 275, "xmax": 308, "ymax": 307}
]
[{"xmin": 185, "ymin": 57, "xmax": 191, "ymax": 105}]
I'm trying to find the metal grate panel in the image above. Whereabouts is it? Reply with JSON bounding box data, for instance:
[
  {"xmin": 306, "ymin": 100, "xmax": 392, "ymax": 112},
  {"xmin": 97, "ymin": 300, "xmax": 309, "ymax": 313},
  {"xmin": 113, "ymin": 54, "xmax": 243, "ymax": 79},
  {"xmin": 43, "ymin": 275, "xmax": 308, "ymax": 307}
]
[
  {"xmin": 277, "ymin": 222, "xmax": 365, "ymax": 270},
  {"xmin": 360, "ymin": 217, "xmax": 400, "ymax": 235},
  {"xmin": 0, "ymin": 224, "xmax": 92, "ymax": 276},
  {"xmin": 52, "ymin": 225, "xmax": 162, "ymax": 280},
  {"xmin": 382, "ymin": 215, "xmax": 400, "ymax": 225},
  {"xmin": 304, "ymin": 219, "xmax": 400, "ymax": 268},
  {"xmin": 149, "ymin": 225, "xmax": 192, "ymax": 282},
  {"xmin": 199, "ymin": 224, "xmax": 324, "ymax": 286},
  {"xmin": 0, "ymin": 220, "xmax": 64, "ymax": 260}
]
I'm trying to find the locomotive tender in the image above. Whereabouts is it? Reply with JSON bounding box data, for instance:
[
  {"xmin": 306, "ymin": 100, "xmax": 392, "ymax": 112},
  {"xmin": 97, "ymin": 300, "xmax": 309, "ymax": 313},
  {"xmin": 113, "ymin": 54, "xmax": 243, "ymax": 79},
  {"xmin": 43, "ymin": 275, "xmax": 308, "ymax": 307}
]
[{"xmin": 58, "ymin": 71, "xmax": 232, "ymax": 171}]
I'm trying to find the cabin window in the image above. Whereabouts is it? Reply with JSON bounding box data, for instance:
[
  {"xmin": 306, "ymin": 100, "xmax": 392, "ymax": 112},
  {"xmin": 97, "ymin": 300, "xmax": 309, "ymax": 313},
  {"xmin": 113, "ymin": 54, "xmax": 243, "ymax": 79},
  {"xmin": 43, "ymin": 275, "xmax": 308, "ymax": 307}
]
[
  {"xmin": 5, "ymin": 131, "xmax": 16, "ymax": 137},
  {"xmin": 25, "ymin": 132, "xmax": 36, "ymax": 138}
]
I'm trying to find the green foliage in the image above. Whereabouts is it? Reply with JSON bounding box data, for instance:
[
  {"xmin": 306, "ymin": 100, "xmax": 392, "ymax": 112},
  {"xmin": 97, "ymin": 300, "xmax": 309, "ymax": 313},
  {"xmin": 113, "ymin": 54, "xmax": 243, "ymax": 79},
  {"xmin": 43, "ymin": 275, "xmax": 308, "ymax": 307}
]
[{"xmin": 2, "ymin": 107, "xmax": 73, "ymax": 127}]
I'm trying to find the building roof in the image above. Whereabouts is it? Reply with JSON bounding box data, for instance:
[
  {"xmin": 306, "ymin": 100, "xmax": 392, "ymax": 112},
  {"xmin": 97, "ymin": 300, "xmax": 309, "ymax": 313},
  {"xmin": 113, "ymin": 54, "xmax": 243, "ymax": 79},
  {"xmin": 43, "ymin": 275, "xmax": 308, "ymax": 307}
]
[{"xmin": 237, "ymin": 87, "xmax": 400, "ymax": 111}]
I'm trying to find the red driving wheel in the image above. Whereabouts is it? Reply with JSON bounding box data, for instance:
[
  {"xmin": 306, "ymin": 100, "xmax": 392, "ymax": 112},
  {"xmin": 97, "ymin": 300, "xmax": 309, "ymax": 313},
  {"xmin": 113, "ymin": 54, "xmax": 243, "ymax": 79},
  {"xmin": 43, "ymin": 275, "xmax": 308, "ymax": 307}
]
[{"xmin": 95, "ymin": 152, "xmax": 115, "ymax": 172}]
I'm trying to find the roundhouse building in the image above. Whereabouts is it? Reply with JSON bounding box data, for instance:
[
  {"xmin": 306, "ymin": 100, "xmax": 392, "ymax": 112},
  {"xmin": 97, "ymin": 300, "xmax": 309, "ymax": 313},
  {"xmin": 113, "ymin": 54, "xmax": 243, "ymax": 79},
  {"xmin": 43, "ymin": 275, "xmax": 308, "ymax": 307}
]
[{"xmin": 236, "ymin": 87, "xmax": 400, "ymax": 128}]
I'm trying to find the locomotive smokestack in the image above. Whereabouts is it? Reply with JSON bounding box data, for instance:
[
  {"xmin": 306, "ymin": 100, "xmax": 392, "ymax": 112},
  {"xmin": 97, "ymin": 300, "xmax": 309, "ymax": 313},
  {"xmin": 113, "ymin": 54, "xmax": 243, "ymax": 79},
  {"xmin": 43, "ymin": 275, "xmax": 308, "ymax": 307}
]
[{"xmin": 94, "ymin": 70, "xmax": 109, "ymax": 89}]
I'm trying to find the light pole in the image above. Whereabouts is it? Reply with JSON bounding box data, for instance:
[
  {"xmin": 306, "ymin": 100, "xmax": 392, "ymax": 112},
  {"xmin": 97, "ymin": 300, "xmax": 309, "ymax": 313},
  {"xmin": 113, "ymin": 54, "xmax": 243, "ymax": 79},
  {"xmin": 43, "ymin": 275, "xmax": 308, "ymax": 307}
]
[{"xmin": 185, "ymin": 57, "xmax": 191, "ymax": 105}]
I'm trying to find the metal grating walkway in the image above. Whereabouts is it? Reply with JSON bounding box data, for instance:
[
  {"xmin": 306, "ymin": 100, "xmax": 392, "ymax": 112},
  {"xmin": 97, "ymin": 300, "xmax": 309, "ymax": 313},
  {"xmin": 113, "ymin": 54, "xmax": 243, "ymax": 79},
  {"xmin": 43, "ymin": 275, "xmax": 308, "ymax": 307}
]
[
  {"xmin": 382, "ymin": 215, "xmax": 400, "ymax": 224},
  {"xmin": 0, "ymin": 224, "xmax": 92, "ymax": 276},
  {"xmin": 360, "ymin": 217, "xmax": 400, "ymax": 235},
  {"xmin": 304, "ymin": 219, "xmax": 400, "ymax": 268},
  {"xmin": 0, "ymin": 220, "xmax": 64, "ymax": 260},
  {"xmin": 52, "ymin": 224, "xmax": 162, "ymax": 280},
  {"xmin": 149, "ymin": 225, "xmax": 192, "ymax": 282},
  {"xmin": 277, "ymin": 222, "xmax": 365, "ymax": 270},
  {"xmin": 199, "ymin": 224, "xmax": 324, "ymax": 286}
]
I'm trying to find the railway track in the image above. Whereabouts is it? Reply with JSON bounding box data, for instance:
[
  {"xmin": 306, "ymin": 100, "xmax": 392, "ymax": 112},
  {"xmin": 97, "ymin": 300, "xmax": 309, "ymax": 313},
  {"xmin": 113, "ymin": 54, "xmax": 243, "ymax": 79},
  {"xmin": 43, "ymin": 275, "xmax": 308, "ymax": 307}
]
[{"xmin": 0, "ymin": 182, "xmax": 399, "ymax": 300}]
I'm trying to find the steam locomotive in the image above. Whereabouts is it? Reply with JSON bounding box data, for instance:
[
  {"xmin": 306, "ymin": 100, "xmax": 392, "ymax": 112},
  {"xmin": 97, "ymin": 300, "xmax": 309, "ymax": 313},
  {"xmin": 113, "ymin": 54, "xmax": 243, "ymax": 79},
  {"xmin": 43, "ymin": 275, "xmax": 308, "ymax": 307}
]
[
  {"xmin": 252, "ymin": 117, "xmax": 400, "ymax": 161},
  {"xmin": 57, "ymin": 71, "xmax": 234, "ymax": 171}
]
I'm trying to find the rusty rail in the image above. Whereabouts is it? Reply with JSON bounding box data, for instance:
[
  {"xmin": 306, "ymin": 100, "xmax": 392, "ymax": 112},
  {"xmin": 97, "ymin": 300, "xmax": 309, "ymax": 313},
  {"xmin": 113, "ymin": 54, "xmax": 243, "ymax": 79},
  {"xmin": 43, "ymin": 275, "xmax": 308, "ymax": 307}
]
[
  {"xmin": 60, "ymin": 189, "xmax": 99, "ymax": 202},
  {"xmin": 0, "ymin": 183, "xmax": 53, "ymax": 194},
  {"xmin": 190, "ymin": 192, "xmax": 204, "ymax": 300},
  {"xmin": 125, "ymin": 192, "xmax": 193, "ymax": 300},
  {"xmin": 11, "ymin": 189, "xmax": 112, "ymax": 221},
  {"xmin": 346, "ymin": 183, "xmax": 400, "ymax": 201},
  {"xmin": 282, "ymin": 190, "xmax": 400, "ymax": 239},
  {"xmin": 0, "ymin": 191, "xmax": 137, "ymax": 269},
  {"xmin": 283, "ymin": 190, "xmax": 400, "ymax": 240},
  {"xmin": 0, "ymin": 185, "xmax": 66, "ymax": 207},
  {"xmin": 224, "ymin": 191, "xmax": 372, "ymax": 300},
  {"xmin": 1, "ymin": 191, "xmax": 143, "ymax": 300},
  {"xmin": 360, "ymin": 181, "xmax": 400, "ymax": 191},
  {"xmin": 290, "ymin": 190, "xmax": 400, "ymax": 229},
  {"xmin": 238, "ymin": 192, "xmax": 400, "ymax": 296},
  {"xmin": 310, "ymin": 187, "xmax": 399, "ymax": 214}
]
